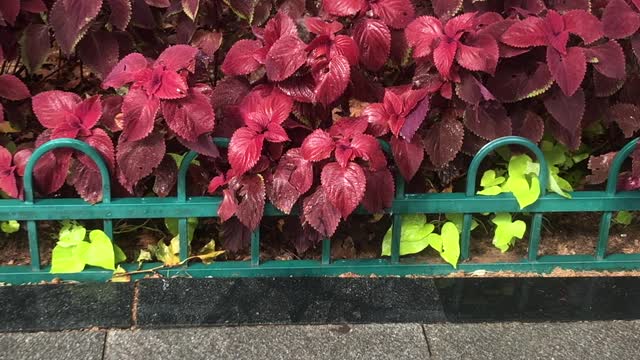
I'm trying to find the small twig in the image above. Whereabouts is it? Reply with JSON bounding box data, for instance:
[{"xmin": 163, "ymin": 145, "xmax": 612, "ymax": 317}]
[
  {"xmin": 40, "ymin": 67, "xmax": 63, "ymax": 83},
  {"xmin": 12, "ymin": 55, "xmax": 21, "ymax": 74},
  {"xmin": 1, "ymin": 61, "xmax": 7, "ymax": 74},
  {"xmin": 57, "ymin": 49, "xmax": 62, "ymax": 81}
]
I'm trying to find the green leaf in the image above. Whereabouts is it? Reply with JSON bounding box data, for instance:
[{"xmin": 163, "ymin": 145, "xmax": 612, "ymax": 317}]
[
  {"xmin": 480, "ymin": 170, "xmax": 506, "ymax": 187},
  {"xmin": 491, "ymin": 213, "xmax": 526, "ymax": 252},
  {"xmin": 50, "ymin": 243, "xmax": 88, "ymax": 273},
  {"xmin": 614, "ymin": 211, "xmax": 633, "ymax": 225},
  {"xmin": 57, "ymin": 221, "xmax": 87, "ymax": 247},
  {"xmin": 168, "ymin": 152, "xmax": 200, "ymax": 168},
  {"xmin": 114, "ymin": 244, "xmax": 127, "ymax": 264},
  {"xmin": 1, "ymin": 220, "xmax": 19, "ymax": 234},
  {"xmin": 439, "ymin": 222, "xmax": 460, "ymax": 268},
  {"xmin": 477, "ymin": 186, "xmax": 503, "ymax": 196},
  {"xmin": 381, "ymin": 214, "xmax": 435, "ymax": 256},
  {"xmin": 195, "ymin": 240, "xmax": 225, "ymax": 264},
  {"xmin": 165, "ymin": 217, "xmax": 198, "ymax": 243},
  {"xmin": 541, "ymin": 140, "xmax": 566, "ymax": 166},
  {"xmin": 508, "ymin": 176, "xmax": 540, "ymax": 209},
  {"xmin": 445, "ymin": 213, "xmax": 479, "ymax": 233},
  {"xmin": 85, "ymin": 230, "xmax": 116, "ymax": 270},
  {"xmin": 547, "ymin": 166, "xmax": 573, "ymax": 198}
]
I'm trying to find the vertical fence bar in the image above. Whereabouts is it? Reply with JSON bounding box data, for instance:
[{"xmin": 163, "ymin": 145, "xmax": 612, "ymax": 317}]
[
  {"xmin": 461, "ymin": 215, "xmax": 472, "ymax": 261},
  {"xmin": 596, "ymin": 212, "xmax": 613, "ymax": 260},
  {"xmin": 390, "ymin": 175, "xmax": 406, "ymax": 264},
  {"xmin": 178, "ymin": 218, "xmax": 189, "ymax": 261},
  {"xmin": 251, "ymin": 229, "xmax": 260, "ymax": 266},
  {"xmin": 103, "ymin": 220, "xmax": 114, "ymax": 241},
  {"xmin": 27, "ymin": 220, "xmax": 40, "ymax": 271},
  {"xmin": 527, "ymin": 214, "xmax": 543, "ymax": 262},
  {"xmin": 321, "ymin": 238, "xmax": 331, "ymax": 265}
]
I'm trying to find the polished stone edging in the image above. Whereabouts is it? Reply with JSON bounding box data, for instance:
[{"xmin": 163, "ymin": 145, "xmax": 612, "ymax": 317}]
[{"xmin": 1, "ymin": 277, "xmax": 640, "ymax": 331}]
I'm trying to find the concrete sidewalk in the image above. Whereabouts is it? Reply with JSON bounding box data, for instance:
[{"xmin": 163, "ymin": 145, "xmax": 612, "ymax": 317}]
[{"xmin": 1, "ymin": 321, "xmax": 640, "ymax": 360}]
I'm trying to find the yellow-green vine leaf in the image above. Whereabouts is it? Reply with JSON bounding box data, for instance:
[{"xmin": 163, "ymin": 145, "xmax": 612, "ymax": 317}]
[
  {"xmin": 85, "ymin": 230, "xmax": 116, "ymax": 271},
  {"xmin": 196, "ymin": 240, "xmax": 225, "ymax": 264},
  {"xmin": 445, "ymin": 213, "xmax": 479, "ymax": 233},
  {"xmin": 1, "ymin": 220, "xmax": 19, "ymax": 234},
  {"xmin": 614, "ymin": 211, "xmax": 633, "ymax": 225},
  {"xmin": 480, "ymin": 170, "xmax": 506, "ymax": 187},
  {"xmin": 50, "ymin": 242, "xmax": 90, "ymax": 273},
  {"xmin": 440, "ymin": 222, "xmax": 460, "ymax": 268},
  {"xmin": 57, "ymin": 221, "xmax": 86, "ymax": 247},
  {"xmin": 491, "ymin": 213, "xmax": 526, "ymax": 252},
  {"xmin": 114, "ymin": 244, "xmax": 127, "ymax": 264},
  {"xmin": 381, "ymin": 214, "xmax": 435, "ymax": 256},
  {"xmin": 152, "ymin": 236, "xmax": 181, "ymax": 266},
  {"xmin": 165, "ymin": 217, "xmax": 198, "ymax": 243}
]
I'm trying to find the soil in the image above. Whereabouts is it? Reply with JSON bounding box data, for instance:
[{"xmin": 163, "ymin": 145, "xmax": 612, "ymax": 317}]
[{"xmin": 2, "ymin": 212, "xmax": 640, "ymax": 278}]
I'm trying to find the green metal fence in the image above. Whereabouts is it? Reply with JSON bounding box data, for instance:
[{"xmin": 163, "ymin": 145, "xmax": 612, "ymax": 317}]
[{"xmin": 1, "ymin": 135, "xmax": 640, "ymax": 284}]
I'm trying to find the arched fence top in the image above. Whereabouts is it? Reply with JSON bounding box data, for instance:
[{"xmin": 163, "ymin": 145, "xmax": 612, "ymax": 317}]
[
  {"xmin": 465, "ymin": 136, "xmax": 549, "ymax": 197},
  {"xmin": 23, "ymin": 138, "xmax": 112, "ymax": 204},
  {"xmin": 606, "ymin": 138, "xmax": 639, "ymax": 195}
]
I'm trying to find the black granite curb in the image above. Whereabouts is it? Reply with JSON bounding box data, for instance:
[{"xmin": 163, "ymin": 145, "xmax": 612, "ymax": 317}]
[{"xmin": 1, "ymin": 276, "xmax": 640, "ymax": 331}]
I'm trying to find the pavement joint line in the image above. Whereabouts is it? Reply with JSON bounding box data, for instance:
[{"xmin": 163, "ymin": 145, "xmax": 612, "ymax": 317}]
[
  {"xmin": 421, "ymin": 324, "xmax": 433, "ymax": 358},
  {"xmin": 100, "ymin": 331, "xmax": 108, "ymax": 360}
]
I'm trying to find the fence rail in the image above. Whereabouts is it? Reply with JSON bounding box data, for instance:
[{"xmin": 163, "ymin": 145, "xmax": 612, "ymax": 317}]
[{"xmin": 1, "ymin": 136, "xmax": 639, "ymax": 284}]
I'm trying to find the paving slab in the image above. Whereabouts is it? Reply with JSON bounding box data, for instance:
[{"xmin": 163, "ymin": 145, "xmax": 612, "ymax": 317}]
[
  {"xmin": 0, "ymin": 331, "xmax": 105, "ymax": 360},
  {"xmin": 0, "ymin": 283, "xmax": 133, "ymax": 331},
  {"xmin": 423, "ymin": 321, "xmax": 640, "ymax": 360},
  {"xmin": 136, "ymin": 277, "xmax": 445, "ymax": 327},
  {"xmin": 104, "ymin": 324, "xmax": 429, "ymax": 360}
]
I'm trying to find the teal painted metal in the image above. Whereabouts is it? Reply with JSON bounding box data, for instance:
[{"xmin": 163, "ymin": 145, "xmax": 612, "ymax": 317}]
[{"xmin": 1, "ymin": 136, "xmax": 640, "ymax": 284}]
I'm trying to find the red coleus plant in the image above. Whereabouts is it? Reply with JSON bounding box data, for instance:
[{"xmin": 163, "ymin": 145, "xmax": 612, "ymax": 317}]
[{"xmin": 0, "ymin": 74, "xmax": 30, "ymax": 122}]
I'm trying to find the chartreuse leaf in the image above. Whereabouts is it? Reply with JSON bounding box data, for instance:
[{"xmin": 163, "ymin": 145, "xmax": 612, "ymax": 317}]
[
  {"xmin": 439, "ymin": 222, "xmax": 460, "ymax": 268},
  {"xmin": 165, "ymin": 217, "xmax": 198, "ymax": 243},
  {"xmin": 85, "ymin": 230, "xmax": 116, "ymax": 271},
  {"xmin": 114, "ymin": 244, "xmax": 127, "ymax": 264},
  {"xmin": 195, "ymin": 240, "xmax": 225, "ymax": 264},
  {"xmin": 445, "ymin": 213, "xmax": 479, "ymax": 232},
  {"xmin": 614, "ymin": 211, "xmax": 633, "ymax": 225},
  {"xmin": 381, "ymin": 214, "xmax": 435, "ymax": 256},
  {"xmin": 57, "ymin": 221, "xmax": 87, "ymax": 247},
  {"xmin": 1, "ymin": 220, "xmax": 19, "ymax": 234},
  {"xmin": 491, "ymin": 213, "xmax": 526, "ymax": 252},
  {"xmin": 505, "ymin": 154, "xmax": 540, "ymax": 209},
  {"xmin": 548, "ymin": 166, "xmax": 573, "ymax": 198},
  {"xmin": 477, "ymin": 169, "xmax": 506, "ymax": 195}
]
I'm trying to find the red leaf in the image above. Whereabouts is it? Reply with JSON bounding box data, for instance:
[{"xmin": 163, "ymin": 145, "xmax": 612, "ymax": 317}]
[
  {"xmin": 31, "ymin": 90, "xmax": 80, "ymax": 128},
  {"xmin": 602, "ymin": 0, "xmax": 640, "ymax": 39},
  {"xmin": 221, "ymin": 217, "xmax": 251, "ymax": 252},
  {"xmin": 221, "ymin": 40, "xmax": 262, "ymax": 76},
  {"xmin": 182, "ymin": 0, "xmax": 199, "ymax": 20},
  {"xmin": 544, "ymin": 86, "xmax": 585, "ymax": 145},
  {"xmin": 20, "ymin": 0, "xmax": 47, "ymax": 13},
  {"xmin": 321, "ymin": 161, "xmax": 365, "ymax": 219},
  {"xmin": 463, "ymin": 101, "xmax": 512, "ymax": 140},
  {"xmin": 106, "ymin": 0, "xmax": 132, "ymax": 30},
  {"xmin": 191, "ymin": 30, "xmax": 222, "ymax": 57},
  {"xmin": 265, "ymin": 35, "xmax": 307, "ymax": 81},
  {"xmin": 145, "ymin": 0, "xmax": 170, "ymax": 6},
  {"xmin": 14, "ymin": 148, "xmax": 32, "ymax": 177},
  {"xmin": 391, "ymin": 135, "xmax": 424, "ymax": 181},
  {"xmin": 371, "ymin": 0, "xmax": 415, "ymax": 29},
  {"xmin": 302, "ymin": 187, "xmax": 341, "ymax": 237},
  {"xmin": 264, "ymin": 123, "xmax": 289, "ymax": 143},
  {"xmin": 424, "ymin": 117, "xmax": 464, "ymax": 167},
  {"xmin": 154, "ymin": 44, "xmax": 198, "ymax": 72},
  {"xmin": 81, "ymin": 128, "xmax": 115, "ymax": 172},
  {"xmin": 68, "ymin": 161, "xmax": 103, "ymax": 203},
  {"xmin": 100, "ymin": 95, "xmax": 123, "ymax": 132},
  {"xmin": 585, "ymin": 40, "xmax": 626, "ymax": 80},
  {"xmin": 78, "ymin": 30, "xmax": 120, "ymax": 79},
  {"xmin": 593, "ymin": 70, "xmax": 624, "ymax": 97},
  {"xmin": 586, "ymin": 152, "xmax": 616, "ymax": 184},
  {"xmin": 500, "ymin": 16, "xmax": 548, "ymax": 48},
  {"xmin": 362, "ymin": 103, "xmax": 389, "ymax": 136},
  {"xmin": 301, "ymin": 129, "xmax": 335, "ymax": 162},
  {"xmin": 116, "ymin": 132, "xmax": 165, "ymax": 192},
  {"xmin": 433, "ymin": 39, "xmax": 457, "ymax": 79},
  {"xmin": 563, "ymin": 10, "xmax": 603, "ymax": 44},
  {"xmin": 457, "ymin": 72, "xmax": 495, "ymax": 104},
  {"xmin": 241, "ymin": 88, "xmax": 293, "ymax": 127},
  {"xmin": 323, "ymin": 0, "xmax": 366, "ymax": 16},
  {"xmin": 74, "ymin": 95, "xmax": 102, "ymax": 130},
  {"xmin": 151, "ymin": 155, "xmax": 177, "ymax": 197},
  {"xmin": 234, "ymin": 174, "xmax": 266, "ymax": 230},
  {"xmin": 0, "ymin": 146, "xmax": 17, "ymax": 198},
  {"xmin": 399, "ymin": 96, "xmax": 429, "ymax": 141},
  {"xmin": 547, "ymin": 46, "xmax": 586, "ymax": 97},
  {"xmin": 632, "ymin": 33, "xmax": 640, "ymax": 64},
  {"xmin": 313, "ymin": 54, "xmax": 350, "ymax": 105},
  {"xmin": 332, "ymin": 35, "xmax": 359, "ymax": 66},
  {"xmin": 511, "ymin": 110, "xmax": 544, "ymax": 143},
  {"xmin": 228, "ymin": 127, "xmax": 264, "ymax": 175},
  {"xmin": 33, "ymin": 133, "xmax": 72, "ymax": 195},
  {"xmin": 329, "ymin": 116, "xmax": 369, "ymax": 138},
  {"xmin": 102, "ymin": 53, "xmax": 149, "ymax": 89},
  {"xmin": 121, "ymin": 89, "xmax": 160, "ymax": 142},
  {"xmin": 0, "ymin": 0, "xmax": 20, "ymax": 25},
  {"xmin": 218, "ymin": 189, "xmax": 238, "ymax": 221},
  {"xmin": 50, "ymin": 0, "xmax": 103, "ymax": 55},
  {"xmin": 362, "ymin": 168, "xmax": 394, "ymax": 213},
  {"xmin": 0, "ymin": 75, "xmax": 30, "ymax": 101},
  {"xmin": 353, "ymin": 18, "xmax": 391, "ymax": 71},
  {"xmin": 161, "ymin": 89, "xmax": 215, "ymax": 141},
  {"xmin": 351, "ymin": 133, "xmax": 387, "ymax": 170},
  {"xmin": 487, "ymin": 62, "xmax": 553, "ymax": 103},
  {"xmin": 305, "ymin": 17, "xmax": 343, "ymax": 35},
  {"xmin": 19, "ymin": 23, "xmax": 51, "ymax": 74},
  {"xmin": 0, "ymin": 104, "xmax": 4, "ymax": 123},
  {"xmin": 268, "ymin": 148, "xmax": 313, "ymax": 213},
  {"xmin": 149, "ymin": 69, "xmax": 188, "ymax": 100},
  {"xmin": 432, "ymin": 0, "xmax": 463, "ymax": 19},
  {"xmin": 609, "ymin": 103, "xmax": 640, "ymax": 138},
  {"xmin": 456, "ymin": 33, "xmax": 499, "ymax": 75},
  {"xmin": 177, "ymin": 134, "xmax": 220, "ymax": 158},
  {"xmin": 405, "ymin": 16, "xmax": 443, "ymax": 58}
]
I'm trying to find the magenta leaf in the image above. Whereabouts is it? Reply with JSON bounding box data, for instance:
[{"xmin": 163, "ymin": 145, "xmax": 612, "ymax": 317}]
[
  {"xmin": 265, "ymin": 35, "xmax": 307, "ymax": 81},
  {"xmin": 457, "ymin": 72, "xmax": 496, "ymax": 104},
  {"xmin": 14, "ymin": 148, "xmax": 32, "ymax": 177},
  {"xmin": 547, "ymin": 46, "xmax": 586, "ymax": 97},
  {"xmin": 0, "ymin": 75, "xmax": 30, "ymax": 101},
  {"xmin": 116, "ymin": 131, "xmax": 166, "ymax": 192},
  {"xmin": 232, "ymin": 174, "xmax": 266, "ymax": 230},
  {"xmin": 267, "ymin": 148, "xmax": 313, "ymax": 214},
  {"xmin": 544, "ymin": 86, "xmax": 585, "ymax": 147},
  {"xmin": 0, "ymin": 146, "xmax": 17, "ymax": 198},
  {"xmin": 371, "ymin": 0, "xmax": 415, "ymax": 29},
  {"xmin": 50, "ymin": 0, "xmax": 103, "ymax": 55},
  {"xmin": 177, "ymin": 134, "xmax": 220, "ymax": 158},
  {"xmin": 106, "ymin": 0, "xmax": 132, "ymax": 30},
  {"xmin": 333, "ymin": 35, "xmax": 359, "ymax": 66},
  {"xmin": 19, "ymin": 23, "xmax": 51, "ymax": 74},
  {"xmin": 182, "ymin": 0, "xmax": 199, "ymax": 20},
  {"xmin": 391, "ymin": 135, "xmax": 424, "ymax": 181},
  {"xmin": 562, "ymin": 10, "xmax": 603, "ymax": 45},
  {"xmin": 321, "ymin": 161, "xmax": 366, "ymax": 219},
  {"xmin": 433, "ymin": 40, "xmax": 457, "ymax": 79},
  {"xmin": 585, "ymin": 40, "xmax": 626, "ymax": 80},
  {"xmin": 313, "ymin": 55, "xmax": 350, "ymax": 106},
  {"xmin": 424, "ymin": 117, "xmax": 464, "ymax": 167},
  {"xmin": 121, "ymin": 88, "xmax": 160, "ymax": 142},
  {"xmin": 362, "ymin": 168, "xmax": 394, "ymax": 213},
  {"xmin": 302, "ymin": 186, "xmax": 341, "ymax": 237},
  {"xmin": 405, "ymin": 16, "xmax": 443, "ymax": 58},
  {"xmin": 161, "ymin": 89, "xmax": 215, "ymax": 141},
  {"xmin": 400, "ymin": 96, "xmax": 430, "ymax": 141},
  {"xmin": 68, "ymin": 161, "xmax": 103, "ymax": 203},
  {"xmin": 301, "ymin": 129, "xmax": 335, "ymax": 162},
  {"xmin": 500, "ymin": 17, "xmax": 548, "ymax": 48},
  {"xmin": 33, "ymin": 134, "xmax": 72, "ymax": 195},
  {"xmin": 191, "ymin": 30, "xmax": 222, "ymax": 57},
  {"xmin": 100, "ymin": 95, "xmax": 123, "ymax": 132},
  {"xmin": 463, "ymin": 101, "xmax": 512, "ymax": 140},
  {"xmin": 20, "ymin": 0, "xmax": 47, "ymax": 13},
  {"xmin": 151, "ymin": 155, "xmax": 177, "ymax": 197},
  {"xmin": 31, "ymin": 90, "xmax": 80, "ymax": 128},
  {"xmin": 155, "ymin": 45, "xmax": 198, "ymax": 72},
  {"xmin": 353, "ymin": 18, "xmax": 391, "ymax": 71},
  {"xmin": 586, "ymin": 152, "xmax": 616, "ymax": 184},
  {"xmin": 456, "ymin": 33, "xmax": 499, "ymax": 75},
  {"xmin": 228, "ymin": 127, "xmax": 265, "ymax": 175},
  {"xmin": 80, "ymin": 128, "xmax": 115, "ymax": 172},
  {"xmin": 102, "ymin": 53, "xmax": 149, "ymax": 89},
  {"xmin": 221, "ymin": 40, "xmax": 262, "ymax": 76},
  {"xmin": 351, "ymin": 133, "xmax": 387, "ymax": 170},
  {"xmin": 323, "ymin": 0, "xmax": 365, "ymax": 16},
  {"xmin": 145, "ymin": 0, "xmax": 170, "ymax": 6},
  {"xmin": 218, "ymin": 189, "xmax": 238, "ymax": 221},
  {"xmin": 78, "ymin": 31, "xmax": 120, "ymax": 79},
  {"xmin": 0, "ymin": 0, "xmax": 20, "ymax": 25},
  {"xmin": 602, "ymin": 0, "xmax": 640, "ymax": 39},
  {"xmin": 609, "ymin": 103, "xmax": 640, "ymax": 138}
]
